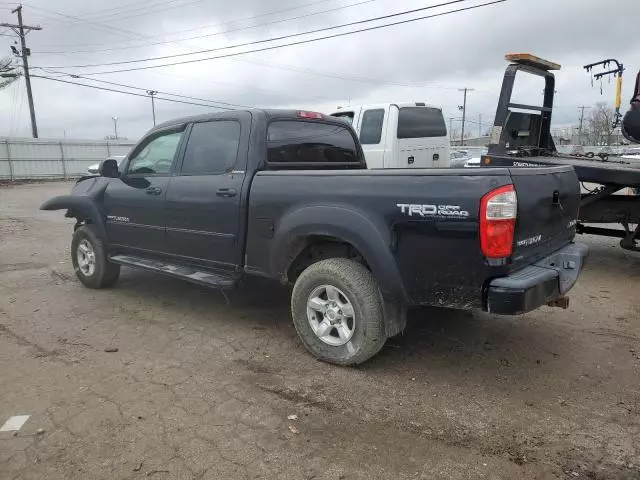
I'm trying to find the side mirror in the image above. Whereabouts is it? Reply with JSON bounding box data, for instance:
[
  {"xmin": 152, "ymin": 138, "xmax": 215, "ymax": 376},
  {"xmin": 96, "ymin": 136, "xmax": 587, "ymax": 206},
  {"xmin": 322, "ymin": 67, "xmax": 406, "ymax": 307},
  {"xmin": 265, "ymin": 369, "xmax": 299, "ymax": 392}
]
[
  {"xmin": 622, "ymin": 108, "xmax": 640, "ymax": 144},
  {"xmin": 99, "ymin": 158, "xmax": 119, "ymax": 178}
]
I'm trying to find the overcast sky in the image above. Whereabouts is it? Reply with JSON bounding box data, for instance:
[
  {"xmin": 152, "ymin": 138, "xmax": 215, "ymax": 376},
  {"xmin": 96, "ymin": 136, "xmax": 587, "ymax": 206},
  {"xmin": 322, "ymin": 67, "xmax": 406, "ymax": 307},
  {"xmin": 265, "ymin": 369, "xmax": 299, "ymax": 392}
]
[{"xmin": 0, "ymin": 0, "xmax": 638, "ymax": 140}]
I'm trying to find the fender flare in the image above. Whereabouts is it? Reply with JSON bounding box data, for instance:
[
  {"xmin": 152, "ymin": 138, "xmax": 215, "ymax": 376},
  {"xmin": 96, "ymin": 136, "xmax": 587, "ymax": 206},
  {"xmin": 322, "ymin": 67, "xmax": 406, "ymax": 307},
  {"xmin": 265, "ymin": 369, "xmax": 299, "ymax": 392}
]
[
  {"xmin": 270, "ymin": 204, "xmax": 408, "ymax": 303},
  {"xmin": 40, "ymin": 195, "xmax": 107, "ymax": 239}
]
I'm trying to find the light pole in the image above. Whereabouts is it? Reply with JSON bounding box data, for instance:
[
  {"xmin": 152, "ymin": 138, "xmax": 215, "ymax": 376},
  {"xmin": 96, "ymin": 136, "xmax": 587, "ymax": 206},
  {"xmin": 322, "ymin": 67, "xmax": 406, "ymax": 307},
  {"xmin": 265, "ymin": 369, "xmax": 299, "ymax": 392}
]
[
  {"xmin": 146, "ymin": 90, "xmax": 157, "ymax": 126},
  {"xmin": 458, "ymin": 87, "xmax": 473, "ymax": 146},
  {"xmin": 112, "ymin": 116, "xmax": 118, "ymax": 139}
]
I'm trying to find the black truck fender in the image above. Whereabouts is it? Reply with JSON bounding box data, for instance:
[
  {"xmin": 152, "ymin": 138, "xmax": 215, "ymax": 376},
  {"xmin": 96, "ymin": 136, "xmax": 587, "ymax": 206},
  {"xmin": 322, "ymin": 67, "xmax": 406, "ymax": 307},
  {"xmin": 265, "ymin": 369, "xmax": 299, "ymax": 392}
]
[
  {"xmin": 40, "ymin": 195, "xmax": 107, "ymax": 239},
  {"xmin": 268, "ymin": 204, "xmax": 409, "ymax": 305}
]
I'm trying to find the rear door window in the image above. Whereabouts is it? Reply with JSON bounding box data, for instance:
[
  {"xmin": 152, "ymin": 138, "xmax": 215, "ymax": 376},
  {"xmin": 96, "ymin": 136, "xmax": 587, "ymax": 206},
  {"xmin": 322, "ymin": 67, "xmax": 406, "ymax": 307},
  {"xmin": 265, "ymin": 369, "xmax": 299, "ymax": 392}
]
[
  {"xmin": 397, "ymin": 107, "xmax": 447, "ymax": 138},
  {"xmin": 267, "ymin": 121, "xmax": 360, "ymax": 167},
  {"xmin": 180, "ymin": 120, "xmax": 240, "ymax": 175},
  {"xmin": 359, "ymin": 108, "xmax": 385, "ymax": 144}
]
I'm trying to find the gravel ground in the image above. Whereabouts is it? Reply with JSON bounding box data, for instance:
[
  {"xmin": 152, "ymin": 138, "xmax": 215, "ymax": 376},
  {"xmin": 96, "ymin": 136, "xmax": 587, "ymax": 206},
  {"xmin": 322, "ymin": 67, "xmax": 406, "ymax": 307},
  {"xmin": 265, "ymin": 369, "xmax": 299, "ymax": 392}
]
[{"xmin": 0, "ymin": 181, "xmax": 639, "ymax": 480}]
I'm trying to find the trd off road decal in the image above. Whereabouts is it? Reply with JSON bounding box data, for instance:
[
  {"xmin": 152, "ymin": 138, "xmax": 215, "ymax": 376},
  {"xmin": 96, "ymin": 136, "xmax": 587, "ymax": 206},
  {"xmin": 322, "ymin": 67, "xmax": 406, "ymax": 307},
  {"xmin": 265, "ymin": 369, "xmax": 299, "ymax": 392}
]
[
  {"xmin": 516, "ymin": 235, "xmax": 542, "ymax": 247},
  {"xmin": 106, "ymin": 215, "xmax": 130, "ymax": 223},
  {"xmin": 396, "ymin": 204, "xmax": 470, "ymax": 218}
]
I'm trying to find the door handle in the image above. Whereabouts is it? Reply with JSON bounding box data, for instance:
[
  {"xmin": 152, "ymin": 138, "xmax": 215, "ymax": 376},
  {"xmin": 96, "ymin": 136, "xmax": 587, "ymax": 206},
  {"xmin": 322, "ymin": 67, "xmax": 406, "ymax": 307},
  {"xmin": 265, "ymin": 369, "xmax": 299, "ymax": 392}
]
[
  {"xmin": 216, "ymin": 188, "xmax": 237, "ymax": 197},
  {"xmin": 146, "ymin": 186, "xmax": 162, "ymax": 195}
]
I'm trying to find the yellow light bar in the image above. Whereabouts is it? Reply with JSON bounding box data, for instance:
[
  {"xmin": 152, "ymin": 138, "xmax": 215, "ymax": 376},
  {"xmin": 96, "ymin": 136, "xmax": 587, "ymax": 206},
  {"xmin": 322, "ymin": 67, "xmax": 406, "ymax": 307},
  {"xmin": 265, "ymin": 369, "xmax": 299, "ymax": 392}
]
[{"xmin": 505, "ymin": 53, "xmax": 561, "ymax": 71}]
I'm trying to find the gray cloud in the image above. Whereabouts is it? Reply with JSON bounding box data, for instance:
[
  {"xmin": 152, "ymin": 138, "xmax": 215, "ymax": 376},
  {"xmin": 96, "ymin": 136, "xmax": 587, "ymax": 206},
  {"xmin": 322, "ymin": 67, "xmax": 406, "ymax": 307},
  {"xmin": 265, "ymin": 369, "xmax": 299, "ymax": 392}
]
[{"xmin": 1, "ymin": 0, "xmax": 638, "ymax": 139}]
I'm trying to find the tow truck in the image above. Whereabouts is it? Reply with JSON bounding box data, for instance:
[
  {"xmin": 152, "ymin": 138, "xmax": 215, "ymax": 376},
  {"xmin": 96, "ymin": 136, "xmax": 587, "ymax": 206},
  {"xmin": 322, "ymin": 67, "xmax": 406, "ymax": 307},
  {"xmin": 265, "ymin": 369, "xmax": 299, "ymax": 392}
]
[{"xmin": 481, "ymin": 53, "xmax": 640, "ymax": 251}]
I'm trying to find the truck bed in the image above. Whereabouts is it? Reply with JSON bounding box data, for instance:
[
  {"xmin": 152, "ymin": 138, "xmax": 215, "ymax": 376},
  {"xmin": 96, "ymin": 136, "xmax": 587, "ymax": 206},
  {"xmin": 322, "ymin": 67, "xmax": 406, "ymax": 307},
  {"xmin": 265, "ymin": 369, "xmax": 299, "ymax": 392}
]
[{"xmin": 245, "ymin": 165, "xmax": 580, "ymax": 309}]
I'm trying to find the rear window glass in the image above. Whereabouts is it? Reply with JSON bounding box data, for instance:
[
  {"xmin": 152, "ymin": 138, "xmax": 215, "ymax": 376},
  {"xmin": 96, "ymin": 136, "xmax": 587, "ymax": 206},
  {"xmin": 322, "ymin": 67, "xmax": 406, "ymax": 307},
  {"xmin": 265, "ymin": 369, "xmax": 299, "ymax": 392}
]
[
  {"xmin": 359, "ymin": 109, "xmax": 384, "ymax": 144},
  {"xmin": 397, "ymin": 107, "xmax": 447, "ymax": 139},
  {"xmin": 267, "ymin": 121, "xmax": 359, "ymax": 166}
]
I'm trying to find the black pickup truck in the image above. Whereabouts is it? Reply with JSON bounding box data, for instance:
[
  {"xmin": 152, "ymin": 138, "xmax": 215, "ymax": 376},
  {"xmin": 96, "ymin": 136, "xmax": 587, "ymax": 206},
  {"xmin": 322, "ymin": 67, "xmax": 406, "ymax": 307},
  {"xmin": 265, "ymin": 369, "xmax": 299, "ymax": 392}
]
[{"xmin": 41, "ymin": 109, "xmax": 588, "ymax": 365}]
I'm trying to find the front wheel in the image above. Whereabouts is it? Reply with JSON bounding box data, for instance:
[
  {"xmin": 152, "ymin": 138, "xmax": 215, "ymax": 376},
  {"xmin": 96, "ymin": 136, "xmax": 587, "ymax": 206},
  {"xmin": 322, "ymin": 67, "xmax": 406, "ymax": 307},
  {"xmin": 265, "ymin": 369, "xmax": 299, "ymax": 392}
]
[
  {"xmin": 71, "ymin": 225, "xmax": 120, "ymax": 289},
  {"xmin": 291, "ymin": 258, "xmax": 387, "ymax": 365}
]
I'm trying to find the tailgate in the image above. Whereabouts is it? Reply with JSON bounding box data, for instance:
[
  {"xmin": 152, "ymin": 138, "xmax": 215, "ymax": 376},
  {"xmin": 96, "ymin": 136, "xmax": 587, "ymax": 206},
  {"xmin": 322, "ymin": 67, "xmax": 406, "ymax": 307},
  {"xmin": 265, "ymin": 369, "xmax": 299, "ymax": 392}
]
[{"xmin": 510, "ymin": 166, "xmax": 580, "ymax": 268}]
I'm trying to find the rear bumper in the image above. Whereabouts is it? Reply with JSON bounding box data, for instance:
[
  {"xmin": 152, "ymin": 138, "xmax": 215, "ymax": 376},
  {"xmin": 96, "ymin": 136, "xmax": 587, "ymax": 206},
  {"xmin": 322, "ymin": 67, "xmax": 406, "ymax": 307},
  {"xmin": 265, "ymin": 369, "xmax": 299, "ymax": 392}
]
[{"xmin": 486, "ymin": 243, "xmax": 588, "ymax": 315}]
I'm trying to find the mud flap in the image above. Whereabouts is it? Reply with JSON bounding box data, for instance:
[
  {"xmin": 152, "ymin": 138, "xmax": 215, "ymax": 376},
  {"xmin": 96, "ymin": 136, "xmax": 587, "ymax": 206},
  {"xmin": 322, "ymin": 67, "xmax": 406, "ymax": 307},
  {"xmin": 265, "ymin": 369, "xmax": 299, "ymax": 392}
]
[{"xmin": 383, "ymin": 302, "xmax": 407, "ymax": 338}]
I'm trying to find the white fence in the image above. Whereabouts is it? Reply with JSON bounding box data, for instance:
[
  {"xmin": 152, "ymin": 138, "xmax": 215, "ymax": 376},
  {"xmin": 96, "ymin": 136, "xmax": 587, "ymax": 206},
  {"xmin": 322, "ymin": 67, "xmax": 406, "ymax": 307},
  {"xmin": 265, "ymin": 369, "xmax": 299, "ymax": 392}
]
[{"xmin": 0, "ymin": 138, "xmax": 136, "ymax": 180}]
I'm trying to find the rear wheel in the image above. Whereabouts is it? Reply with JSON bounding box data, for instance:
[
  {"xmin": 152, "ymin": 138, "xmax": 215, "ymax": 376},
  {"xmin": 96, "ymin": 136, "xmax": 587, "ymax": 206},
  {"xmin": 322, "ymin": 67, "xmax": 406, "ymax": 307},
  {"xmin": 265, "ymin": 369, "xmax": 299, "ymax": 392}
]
[
  {"xmin": 71, "ymin": 225, "xmax": 120, "ymax": 289},
  {"xmin": 291, "ymin": 258, "xmax": 386, "ymax": 365}
]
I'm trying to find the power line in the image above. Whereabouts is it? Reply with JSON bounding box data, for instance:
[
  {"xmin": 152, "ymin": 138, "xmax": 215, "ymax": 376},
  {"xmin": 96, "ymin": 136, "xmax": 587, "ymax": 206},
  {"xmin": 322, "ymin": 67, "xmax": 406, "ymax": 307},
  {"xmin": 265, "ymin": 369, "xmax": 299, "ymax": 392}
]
[
  {"xmin": 30, "ymin": 75, "xmax": 241, "ymax": 110},
  {"xmin": 26, "ymin": 4, "xmax": 152, "ymax": 43},
  {"xmin": 41, "ymin": 71, "xmax": 253, "ymax": 108},
  {"xmin": 39, "ymin": 0, "xmax": 493, "ymax": 69},
  {"xmin": 9, "ymin": 76, "xmax": 21, "ymax": 135},
  {"xmin": 37, "ymin": 0, "xmax": 207, "ymax": 26},
  {"xmin": 64, "ymin": 0, "xmax": 192, "ymax": 21},
  {"xmin": 23, "ymin": 1, "xmax": 345, "ymax": 103},
  {"xmin": 35, "ymin": 0, "xmax": 379, "ymax": 55},
  {"xmin": 14, "ymin": 77, "xmax": 25, "ymax": 135},
  {"xmin": 28, "ymin": 1, "xmax": 480, "ymax": 100},
  {"xmin": 38, "ymin": 64, "xmax": 327, "ymax": 102},
  {"xmin": 30, "ymin": 0, "xmax": 338, "ymax": 50},
  {"xmin": 39, "ymin": 0, "xmax": 507, "ymax": 74},
  {"xmin": 230, "ymin": 58, "xmax": 461, "ymax": 90}
]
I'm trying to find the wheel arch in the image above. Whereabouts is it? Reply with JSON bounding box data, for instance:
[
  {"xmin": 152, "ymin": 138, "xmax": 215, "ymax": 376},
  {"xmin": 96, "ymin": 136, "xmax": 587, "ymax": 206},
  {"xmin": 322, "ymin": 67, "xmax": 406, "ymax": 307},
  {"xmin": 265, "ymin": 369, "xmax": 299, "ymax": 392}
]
[
  {"xmin": 271, "ymin": 205, "xmax": 408, "ymax": 303},
  {"xmin": 40, "ymin": 195, "xmax": 107, "ymax": 239}
]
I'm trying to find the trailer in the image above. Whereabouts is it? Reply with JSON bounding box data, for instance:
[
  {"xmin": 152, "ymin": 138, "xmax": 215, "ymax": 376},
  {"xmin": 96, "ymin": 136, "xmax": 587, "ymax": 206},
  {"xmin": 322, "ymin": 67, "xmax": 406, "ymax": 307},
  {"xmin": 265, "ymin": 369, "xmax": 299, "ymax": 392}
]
[{"xmin": 481, "ymin": 54, "xmax": 640, "ymax": 251}]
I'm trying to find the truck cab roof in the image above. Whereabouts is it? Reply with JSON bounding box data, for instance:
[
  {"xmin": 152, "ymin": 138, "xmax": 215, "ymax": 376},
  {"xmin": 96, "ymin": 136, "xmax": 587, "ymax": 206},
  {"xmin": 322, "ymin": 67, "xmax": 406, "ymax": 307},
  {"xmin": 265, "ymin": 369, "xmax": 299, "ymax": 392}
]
[{"xmin": 151, "ymin": 109, "xmax": 347, "ymax": 132}]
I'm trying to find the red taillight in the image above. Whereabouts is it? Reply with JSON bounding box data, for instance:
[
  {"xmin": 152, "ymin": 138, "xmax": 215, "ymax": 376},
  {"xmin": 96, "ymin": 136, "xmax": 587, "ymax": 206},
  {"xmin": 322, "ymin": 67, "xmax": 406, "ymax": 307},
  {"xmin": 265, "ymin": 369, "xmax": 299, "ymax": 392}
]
[
  {"xmin": 297, "ymin": 111, "xmax": 323, "ymax": 119},
  {"xmin": 480, "ymin": 184, "xmax": 517, "ymax": 258}
]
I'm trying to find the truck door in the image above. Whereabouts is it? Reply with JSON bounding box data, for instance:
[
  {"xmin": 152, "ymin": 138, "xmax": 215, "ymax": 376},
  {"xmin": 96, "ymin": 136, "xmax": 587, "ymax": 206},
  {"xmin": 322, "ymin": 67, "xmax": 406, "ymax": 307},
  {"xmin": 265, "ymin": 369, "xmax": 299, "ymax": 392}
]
[
  {"xmin": 357, "ymin": 107, "xmax": 387, "ymax": 168},
  {"xmin": 103, "ymin": 128, "xmax": 185, "ymax": 253},
  {"xmin": 164, "ymin": 114, "xmax": 249, "ymax": 270}
]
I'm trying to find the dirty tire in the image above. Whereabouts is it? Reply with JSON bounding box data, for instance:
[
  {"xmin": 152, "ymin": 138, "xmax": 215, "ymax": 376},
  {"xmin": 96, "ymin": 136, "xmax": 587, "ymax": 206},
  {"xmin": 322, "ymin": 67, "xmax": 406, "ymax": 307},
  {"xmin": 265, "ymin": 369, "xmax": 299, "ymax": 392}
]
[
  {"xmin": 291, "ymin": 258, "xmax": 386, "ymax": 365},
  {"xmin": 71, "ymin": 224, "xmax": 120, "ymax": 289}
]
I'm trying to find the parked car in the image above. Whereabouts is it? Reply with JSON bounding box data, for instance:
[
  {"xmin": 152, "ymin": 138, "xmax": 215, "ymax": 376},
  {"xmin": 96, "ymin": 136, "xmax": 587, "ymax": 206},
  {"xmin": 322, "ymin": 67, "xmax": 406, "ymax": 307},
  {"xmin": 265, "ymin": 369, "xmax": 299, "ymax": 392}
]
[
  {"xmin": 450, "ymin": 150, "xmax": 471, "ymax": 168},
  {"xmin": 87, "ymin": 155, "xmax": 125, "ymax": 175},
  {"xmin": 330, "ymin": 102, "xmax": 450, "ymax": 168},
  {"xmin": 463, "ymin": 147, "xmax": 488, "ymax": 168},
  {"xmin": 41, "ymin": 109, "xmax": 587, "ymax": 365}
]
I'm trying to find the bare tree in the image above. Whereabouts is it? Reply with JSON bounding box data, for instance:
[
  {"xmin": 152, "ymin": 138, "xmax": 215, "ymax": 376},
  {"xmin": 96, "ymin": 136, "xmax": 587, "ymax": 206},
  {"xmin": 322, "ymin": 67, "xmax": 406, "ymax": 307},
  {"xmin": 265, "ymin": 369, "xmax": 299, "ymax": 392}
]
[
  {"xmin": 585, "ymin": 102, "xmax": 615, "ymax": 145},
  {"xmin": 0, "ymin": 57, "xmax": 21, "ymax": 90},
  {"xmin": 450, "ymin": 127, "xmax": 461, "ymax": 143}
]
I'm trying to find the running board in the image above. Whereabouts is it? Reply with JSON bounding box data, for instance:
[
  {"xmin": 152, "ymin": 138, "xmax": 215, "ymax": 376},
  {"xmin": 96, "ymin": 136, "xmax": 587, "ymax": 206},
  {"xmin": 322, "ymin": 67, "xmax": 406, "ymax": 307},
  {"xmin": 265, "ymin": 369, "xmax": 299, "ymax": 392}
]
[{"xmin": 109, "ymin": 254, "xmax": 239, "ymax": 288}]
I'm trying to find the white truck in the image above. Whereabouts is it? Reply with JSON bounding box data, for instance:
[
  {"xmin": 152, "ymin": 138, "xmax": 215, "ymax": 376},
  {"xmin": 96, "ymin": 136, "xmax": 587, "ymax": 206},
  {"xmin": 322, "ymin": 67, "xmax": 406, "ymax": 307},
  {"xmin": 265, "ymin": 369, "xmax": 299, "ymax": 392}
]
[{"xmin": 330, "ymin": 102, "xmax": 450, "ymax": 169}]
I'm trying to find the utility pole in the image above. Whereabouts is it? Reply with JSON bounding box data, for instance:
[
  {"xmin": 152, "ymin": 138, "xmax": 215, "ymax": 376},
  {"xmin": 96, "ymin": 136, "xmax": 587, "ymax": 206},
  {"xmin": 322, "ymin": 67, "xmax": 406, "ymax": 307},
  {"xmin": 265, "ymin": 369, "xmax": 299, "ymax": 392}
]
[
  {"xmin": 449, "ymin": 117, "xmax": 453, "ymax": 137},
  {"xmin": 112, "ymin": 116, "xmax": 118, "ymax": 139},
  {"xmin": 1, "ymin": 6, "xmax": 41, "ymax": 138},
  {"xmin": 478, "ymin": 113, "xmax": 482, "ymax": 137},
  {"xmin": 458, "ymin": 87, "xmax": 473, "ymax": 145},
  {"xmin": 577, "ymin": 105, "xmax": 590, "ymax": 145},
  {"xmin": 147, "ymin": 90, "xmax": 157, "ymax": 125}
]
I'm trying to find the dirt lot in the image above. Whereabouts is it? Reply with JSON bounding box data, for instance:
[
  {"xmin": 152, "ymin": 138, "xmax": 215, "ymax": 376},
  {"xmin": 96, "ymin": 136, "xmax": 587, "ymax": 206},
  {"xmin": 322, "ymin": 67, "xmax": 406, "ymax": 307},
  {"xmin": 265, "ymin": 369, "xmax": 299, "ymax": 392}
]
[{"xmin": 0, "ymin": 181, "xmax": 638, "ymax": 480}]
